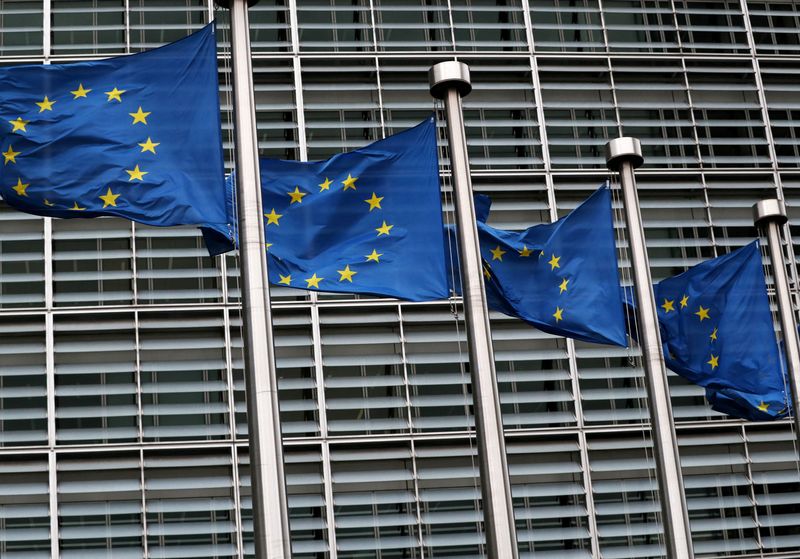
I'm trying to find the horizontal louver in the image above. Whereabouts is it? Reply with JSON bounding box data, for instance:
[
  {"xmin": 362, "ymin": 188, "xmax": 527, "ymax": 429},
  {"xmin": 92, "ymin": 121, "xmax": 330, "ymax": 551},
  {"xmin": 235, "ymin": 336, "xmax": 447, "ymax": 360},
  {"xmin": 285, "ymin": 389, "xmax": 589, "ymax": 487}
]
[{"xmin": 0, "ymin": 1, "xmax": 798, "ymax": 558}]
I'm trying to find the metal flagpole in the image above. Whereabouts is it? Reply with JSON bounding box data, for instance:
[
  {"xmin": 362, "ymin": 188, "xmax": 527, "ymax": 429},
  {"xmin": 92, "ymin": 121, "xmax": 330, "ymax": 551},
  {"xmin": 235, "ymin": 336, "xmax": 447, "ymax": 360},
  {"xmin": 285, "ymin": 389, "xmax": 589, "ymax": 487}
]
[
  {"xmin": 753, "ymin": 199, "xmax": 800, "ymax": 439},
  {"xmin": 216, "ymin": 0, "xmax": 292, "ymax": 557},
  {"xmin": 429, "ymin": 62, "xmax": 519, "ymax": 559},
  {"xmin": 605, "ymin": 138, "xmax": 694, "ymax": 559}
]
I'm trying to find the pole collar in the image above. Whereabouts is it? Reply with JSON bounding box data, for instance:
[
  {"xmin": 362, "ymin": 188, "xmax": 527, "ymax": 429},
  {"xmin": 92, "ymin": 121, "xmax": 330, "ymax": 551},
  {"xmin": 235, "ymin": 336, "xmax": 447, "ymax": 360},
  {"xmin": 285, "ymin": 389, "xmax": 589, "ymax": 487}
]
[
  {"xmin": 429, "ymin": 61, "xmax": 472, "ymax": 99},
  {"xmin": 214, "ymin": 0, "xmax": 260, "ymax": 8},
  {"xmin": 753, "ymin": 198, "xmax": 788, "ymax": 226},
  {"xmin": 605, "ymin": 137, "xmax": 644, "ymax": 172}
]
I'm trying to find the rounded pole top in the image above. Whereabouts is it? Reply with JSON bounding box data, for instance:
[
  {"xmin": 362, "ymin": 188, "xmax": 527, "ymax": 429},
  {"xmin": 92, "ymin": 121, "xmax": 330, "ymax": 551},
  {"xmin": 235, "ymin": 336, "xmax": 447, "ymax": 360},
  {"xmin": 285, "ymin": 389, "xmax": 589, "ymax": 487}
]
[
  {"xmin": 215, "ymin": 0, "xmax": 260, "ymax": 8},
  {"xmin": 605, "ymin": 137, "xmax": 644, "ymax": 172},
  {"xmin": 429, "ymin": 61, "xmax": 472, "ymax": 99},
  {"xmin": 753, "ymin": 198, "xmax": 788, "ymax": 226}
]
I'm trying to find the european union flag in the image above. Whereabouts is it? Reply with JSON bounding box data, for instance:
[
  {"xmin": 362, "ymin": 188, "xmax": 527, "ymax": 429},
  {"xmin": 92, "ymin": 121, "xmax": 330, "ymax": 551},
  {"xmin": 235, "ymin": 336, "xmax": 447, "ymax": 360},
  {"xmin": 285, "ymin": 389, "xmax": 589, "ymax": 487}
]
[
  {"xmin": 0, "ymin": 24, "xmax": 231, "ymax": 254},
  {"xmin": 653, "ymin": 241, "xmax": 789, "ymax": 420},
  {"xmin": 257, "ymin": 117, "xmax": 447, "ymax": 302},
  {"xmin": 471, "ymin": 186, "xmax": 627, "ymax": 347}
]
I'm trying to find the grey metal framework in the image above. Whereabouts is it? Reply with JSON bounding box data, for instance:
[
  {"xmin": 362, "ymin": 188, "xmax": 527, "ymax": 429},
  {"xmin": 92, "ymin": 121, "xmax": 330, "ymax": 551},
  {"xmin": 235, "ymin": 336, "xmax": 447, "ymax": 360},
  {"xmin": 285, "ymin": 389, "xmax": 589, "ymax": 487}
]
[{"xmin": 1, "ymin": 0, "xmax": 800, "ymax": 558}]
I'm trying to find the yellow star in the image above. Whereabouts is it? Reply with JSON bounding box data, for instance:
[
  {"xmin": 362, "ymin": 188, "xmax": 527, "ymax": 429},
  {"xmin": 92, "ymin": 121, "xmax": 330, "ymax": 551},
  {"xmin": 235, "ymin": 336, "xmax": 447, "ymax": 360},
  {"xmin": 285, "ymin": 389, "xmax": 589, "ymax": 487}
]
[
  {"xmin": 70, "ymin": 202, "xmax": 86, "ymax": 211},
  {"xmin": 365, "ymin": 249, "xmax": 382, "ymax": 262},
  {"xmin": 342, "ymin": 174, "xmax": 358, "ymax": 190},
  {"xmin": 553, "ymin": 307, "xmax": 564, "ymax": 322},
  {"xmin": 70, "ymin": 83, "xmax": 91, "ymax": 99},
  {"xmin": 364, "ymin": 192, "xmax": 383, "ymax": 211},
  {"xmin": 337, "ymin": 265, "xmax": 357, "ymax": 282},
  {"xmin": 43, "ymin": 199, "xmax": 55, "ymax": 207},
  {"xmin": 138, "ymin": 137, "xmax": 160, "ymax": 154},
  {"xmin": 305, "ymin": 273, "xmax": 323, "ymax": 289},
  {"xmin": 757, "ymin": 401, "xmax": 769, "ymax": 412},
  {"xmin": 707, "ymin": 354, "xmax": 719, "ymax": 369},
  {"xmin": 125, "ymin": 164, "xmax": 147, "ymax": 181},
  {"xmin": 483, "ymin": 265, "xmax": 491, "ymax": 279},
  {"xmin": 548, "ymin": 254, "xmax": 561, "ymax": 270},
  {"xmin": 105, "ymin": 87, "xmax": 126, "ymax": 102},
  {"xmin": 376, "ymin": 221, "xmax": 393, "ymax": 236},
  {"xmin": 278, "ymin": 274, "xmax": 292, "ymax": 286},
  {"xmin": 661, "ymin": 299, "xmax": 675, "ymax": 313},
  {"xmin": 3, "ymin": 145, "xmax": 20, "ymax": 165},
  {"xmin": 710, "ymin": 327, "xmax": 718, "ymax": 341},
  {"xmin": 695, "ymin": 306, "xmax": 710, "ymax": 321},
  {"xmin": 129, "ymin": 106, "xmax": 151, "ymax": 125},
  {"xmin": 680, "ymin": 294, "xmax": 689, "ymax": 308},
  {"xmin": 264, "ymin": 208, "xmax": 282, "ymax": 225},
  {"xmin": 490, "ymin": 246, "xmax": 506, "ymax": 261},
  {"xmin": 559, "ymin": 278, "xmax": 569, "ymax": 294},
  {"xmin": 9, "ymin": 117, "xmax": 29, "ymax": 133},
  {"xmin": 518, "ymin": 245, "xmax": 533, "ymax": 257},
  {"xmin": 319, "ymin": 177, "xmax": 333, "ymax": 191},
  {"xmin": 288, "ymin": 187, "xmax": 307, "ymax": 204},
  {"xmin": 35, "ymin": 96, "xmax": 55, "ymax": 112},
  {"xmin": 99, "ymin": 187, "xmax": 121, "ymax": 208},
  {"xmin": 12, "ymin": 178, "xmax": 29, "ymax": 197},
  {"xmin": 265, "ymin": 242, "xmax": 273, "ymax": 251}
]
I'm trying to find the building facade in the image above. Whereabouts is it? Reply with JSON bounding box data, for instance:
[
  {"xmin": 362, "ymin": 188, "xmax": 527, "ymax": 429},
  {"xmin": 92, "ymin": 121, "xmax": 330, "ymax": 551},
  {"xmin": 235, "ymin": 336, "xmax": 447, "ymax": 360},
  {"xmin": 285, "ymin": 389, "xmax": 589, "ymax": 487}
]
[{"xmin": 1, "ymin": 0, "xmax": 800, "ymax": 557}]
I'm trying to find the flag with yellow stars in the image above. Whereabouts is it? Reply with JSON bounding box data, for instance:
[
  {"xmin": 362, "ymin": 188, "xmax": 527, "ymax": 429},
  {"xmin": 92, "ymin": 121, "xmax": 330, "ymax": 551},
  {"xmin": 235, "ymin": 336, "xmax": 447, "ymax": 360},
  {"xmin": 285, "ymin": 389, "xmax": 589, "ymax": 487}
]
[
  {"xmin": 253, "ymin": 117, "xmax": 447, "ymax": 301},
  {"xmin": 466, "ymin": 185, "xmax": 627, "ymax": 347},
  {"xmin": 0, "ymin": 23, "xmax": 231, "ymax": 255},
  {"xmin": 651, "ymin": 241, "xmax": 789, "ymax": 420}
]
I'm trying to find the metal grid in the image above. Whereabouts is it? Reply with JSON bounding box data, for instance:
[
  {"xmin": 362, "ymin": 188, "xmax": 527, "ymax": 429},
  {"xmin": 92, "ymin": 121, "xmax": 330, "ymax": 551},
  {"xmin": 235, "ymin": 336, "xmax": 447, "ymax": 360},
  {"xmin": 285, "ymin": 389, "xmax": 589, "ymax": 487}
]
[{"xmin": 1, "ymin": 0, "xmax": 800, "ymax": 557}]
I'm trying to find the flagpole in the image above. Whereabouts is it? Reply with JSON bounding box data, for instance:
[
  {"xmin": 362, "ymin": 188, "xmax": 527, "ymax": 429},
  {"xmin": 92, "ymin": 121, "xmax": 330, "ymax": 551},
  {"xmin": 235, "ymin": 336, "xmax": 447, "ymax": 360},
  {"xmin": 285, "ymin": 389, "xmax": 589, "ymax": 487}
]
[
  {"xmin": 606, "ymin": 138, "xmax": 694, "ymax": 559},
  {"xmin": 753, "ymin": 199, "xmax": 800, "ymax": 437},
  {"xmin": 216, "ymin": 1, "xmax": 292, "ymax": 557},
  {"xmin": 429, "ymin": 62, "xmax": 519, "ymax": 559}
]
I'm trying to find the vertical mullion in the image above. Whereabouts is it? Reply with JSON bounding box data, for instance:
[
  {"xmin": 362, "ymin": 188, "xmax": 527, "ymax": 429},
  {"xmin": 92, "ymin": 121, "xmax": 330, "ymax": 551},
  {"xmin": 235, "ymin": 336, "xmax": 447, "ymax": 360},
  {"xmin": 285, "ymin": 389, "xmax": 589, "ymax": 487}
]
[
  {"xmin": 48, "ymin": 447, "xmax": 58, "ymax": 559},
  {"xmin": 678, "ymin": 57, "xmax": 718, "ymax": 258},
  {"xmin": 140, "ymin": 447, "xmax": 150, "ymax": 558},
  {"xmin": 125, "ymin": 0, "xmax": 131, "ymax": 53},
  {"xmin": 288, "ymin": 0, "xmax": 301, "ymax": 56},
  {"xmin": 310, "ymin": 302, "xmax": 337, "ymax": 557},
  {"xmin": 42, "ymin": 2, "xmax": 57, "ymax": 554},
  {"xmin": 231, "ymin": 444, "xmax": 246, "ymax": 559},
  {"xmin": 134, "ymin": 310, "xmax": 144, "ymax": 444},
  {"xmin": 223, "ymin": 305, "xmax": 245, "ymax": 557},
  {"xmin": 397, "ymin": 305, "xmax": 425, "ymax": 555},
  {"xmin": 741, "ymin": 424, "xmax": 765, "ymax": 553}
]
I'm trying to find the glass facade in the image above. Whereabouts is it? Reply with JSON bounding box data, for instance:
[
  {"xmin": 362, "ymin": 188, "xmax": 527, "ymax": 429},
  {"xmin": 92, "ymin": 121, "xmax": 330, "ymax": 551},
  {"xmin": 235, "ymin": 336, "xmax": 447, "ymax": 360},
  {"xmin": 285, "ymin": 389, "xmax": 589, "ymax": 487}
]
[{"xmin": 0, "ymin": 0, "xmax": 799, "ymax": 557}]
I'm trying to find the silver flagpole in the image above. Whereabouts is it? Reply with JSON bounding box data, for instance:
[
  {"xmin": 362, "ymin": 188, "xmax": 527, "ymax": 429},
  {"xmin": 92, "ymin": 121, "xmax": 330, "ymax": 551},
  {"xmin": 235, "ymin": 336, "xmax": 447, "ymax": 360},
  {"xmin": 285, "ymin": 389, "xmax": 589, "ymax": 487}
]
[
  {"xmin": 605, "ymin": 138, "xmax": 694, "ymax": 559},
  {"xmin": 753, "ymin": 199, "xmax": 800, "ymax": 439},
  {"xmin": 429, "ymin": 62, "xmax": 519, "ymax": 559},
  {"xmin": 216, "ymin": 1, "xmax": 292, "ymax": 557}
]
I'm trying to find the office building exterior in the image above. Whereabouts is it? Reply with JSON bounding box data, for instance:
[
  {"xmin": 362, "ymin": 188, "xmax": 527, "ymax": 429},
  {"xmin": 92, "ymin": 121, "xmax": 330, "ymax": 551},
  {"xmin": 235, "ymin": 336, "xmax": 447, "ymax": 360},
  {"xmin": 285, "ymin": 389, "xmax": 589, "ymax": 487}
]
[{"xmin": 1, "ymin": 0, "xmax": 799, "ymax": 557}]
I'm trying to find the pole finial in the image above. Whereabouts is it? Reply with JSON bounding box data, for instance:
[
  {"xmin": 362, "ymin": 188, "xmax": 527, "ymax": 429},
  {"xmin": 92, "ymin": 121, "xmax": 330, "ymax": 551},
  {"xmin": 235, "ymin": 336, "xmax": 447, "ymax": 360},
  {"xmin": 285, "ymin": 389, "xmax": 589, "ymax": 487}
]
[
  {"xmin": 605, "ymin": 137, "xmax": 644, "ymax": 172},
  {"xmin": 429, "ymin": 61, "xmax": 472, "ymax": 99},
  {"xmin": 753, "ymin": 199, "xmax": 788, "ymax": 227}
]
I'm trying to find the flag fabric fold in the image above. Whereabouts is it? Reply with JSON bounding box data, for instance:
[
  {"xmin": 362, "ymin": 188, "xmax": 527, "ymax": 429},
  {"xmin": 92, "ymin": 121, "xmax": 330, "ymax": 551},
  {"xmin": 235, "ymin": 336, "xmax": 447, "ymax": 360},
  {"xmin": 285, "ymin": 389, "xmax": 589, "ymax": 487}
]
[
  {"xmin": 0, "ymin": 23, "xmax": 231, "ymax": 254},
  {"xmin": 459, "ymin": 186, "xmax": 628, "ymax": 347},
  {"xmin": 255, "ymin": 117, "xmax": 448, "ymax": 302},
  {"xmin": 651, "ymin": 241, "xmax": 789, "ymax": 420}
]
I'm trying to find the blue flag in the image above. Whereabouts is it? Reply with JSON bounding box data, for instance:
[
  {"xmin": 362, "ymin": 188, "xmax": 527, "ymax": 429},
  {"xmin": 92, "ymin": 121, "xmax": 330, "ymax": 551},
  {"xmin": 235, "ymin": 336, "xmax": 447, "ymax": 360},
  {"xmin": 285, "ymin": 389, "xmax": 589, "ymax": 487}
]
[
  {"xmin": 0, "ymin": 24, "xmax": 231, "ymax": 254},
  {"xmin": 469, "ymin": 186, "xmax": 627, "ymax": 347},
  {"xmin": 255, "ymin": 117, "xmax": 447, "ymax": 302},
  {"xmin": 651, "ymin": 241, "xmax": 789, "ymax": 420}
]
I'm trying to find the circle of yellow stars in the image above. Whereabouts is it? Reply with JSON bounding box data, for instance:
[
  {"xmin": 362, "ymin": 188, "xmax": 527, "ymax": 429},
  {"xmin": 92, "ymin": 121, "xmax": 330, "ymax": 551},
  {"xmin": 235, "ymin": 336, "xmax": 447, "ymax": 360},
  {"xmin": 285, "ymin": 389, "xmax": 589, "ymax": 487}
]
[
  {"xmin": 3, "ymin": 83, "xmax": 159, "ymax": 211},
  {"xmin": 659, "ymin": 292, "xmax": 775, "ymax": 414},
  {"xmin": 660, "ymin": 294, "xmax": 726, "ymax": 381},
  {"xmin": 267, "ymin": 172, "xmax": 392, "ymax": 290},
  {"xmin": 483, "ymin": 238, "xmax": 569, "ymax": 324}
]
